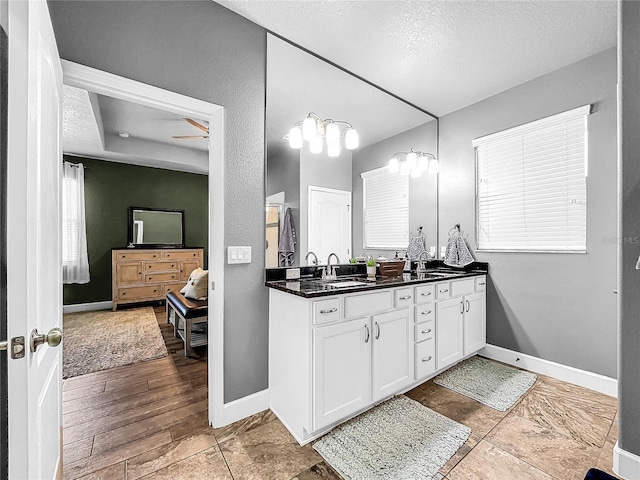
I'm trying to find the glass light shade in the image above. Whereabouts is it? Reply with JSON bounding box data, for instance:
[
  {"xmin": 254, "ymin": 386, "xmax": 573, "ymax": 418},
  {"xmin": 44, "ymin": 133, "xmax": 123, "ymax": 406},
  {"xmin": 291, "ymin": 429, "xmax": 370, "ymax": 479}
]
[
  {"xmin": 325, "ymin": 122, "xmax": 341, "ymax": 148},
  {"xmin": 310, "ymin": 135, "xmax": 323, "ymax": 154},
  {"xmin": 400, "ymin": 162, "xmax": 411, "ymax": 175},
  {"xmin": 388, "ymin": 156, "xmax": 400, "ymax": 173},
  {"xmin": 327, "ymin": 143, "xmax": 341, "ymax": 158},
  {"xmin": 288, "ymin": 126, "xmax": 303, "ymax": 149},
  {"xmin": 406, "ymin": 151, "xmax": 418, "ymax": 169},
  {"xmin": 428, "ymin": 157, "xmax": 440, "ymax": 174},
  {"xmin": 418, "ymin": 154, "xmax": 430, "ymax": 171},
  {"xmin": 302, "ymin": 116, "xmax": 317, "ymax": 141},
  {"xmin": 410, "ymin": 167, "xmax": 422, "ymax": 178},
  {"xmin": 345, "ymin": 128, "xmax": 359, "ymax": 150}
]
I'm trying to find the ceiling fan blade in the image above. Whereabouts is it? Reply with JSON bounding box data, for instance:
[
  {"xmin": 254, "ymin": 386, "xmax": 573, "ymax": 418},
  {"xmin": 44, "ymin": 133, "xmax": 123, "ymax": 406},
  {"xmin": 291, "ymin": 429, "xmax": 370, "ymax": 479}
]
[
  {"xmin": 184, "ymin": 118, "xmax": 209, "ymax": 133},
  {"xmin": 172, "ymin": 135, "xmax": 209, "ymax": 139}
]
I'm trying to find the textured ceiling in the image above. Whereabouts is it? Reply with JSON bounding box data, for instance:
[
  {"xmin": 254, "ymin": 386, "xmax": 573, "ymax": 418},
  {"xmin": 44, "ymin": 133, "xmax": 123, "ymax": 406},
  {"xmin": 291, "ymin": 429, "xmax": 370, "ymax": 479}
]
[{"xmin": 220, "ymin": 0, "xmax": 617, "ymax": 117}]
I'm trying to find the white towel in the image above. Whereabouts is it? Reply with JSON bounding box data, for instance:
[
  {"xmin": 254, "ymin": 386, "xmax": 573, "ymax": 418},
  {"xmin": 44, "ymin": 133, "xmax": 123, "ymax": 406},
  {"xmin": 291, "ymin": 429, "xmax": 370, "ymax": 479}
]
[
  {"xmin": 278, "ymin": 208, "xmax": 296, "ymax": 267},
  {"xmin": 444, "ymin": 232, "xmax": 474, "ymax": 267}
]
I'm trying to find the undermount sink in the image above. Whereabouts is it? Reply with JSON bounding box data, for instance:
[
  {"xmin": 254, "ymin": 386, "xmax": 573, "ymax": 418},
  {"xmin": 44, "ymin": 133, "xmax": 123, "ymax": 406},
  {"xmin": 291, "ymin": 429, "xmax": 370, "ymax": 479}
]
[{"xmin": 325, "ymin": 281, "xmax": 370, "ymax": 288}]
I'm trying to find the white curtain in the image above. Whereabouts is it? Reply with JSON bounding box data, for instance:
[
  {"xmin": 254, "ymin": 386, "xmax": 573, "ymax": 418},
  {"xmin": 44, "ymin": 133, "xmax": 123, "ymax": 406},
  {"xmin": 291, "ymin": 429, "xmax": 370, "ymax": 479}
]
[{"xmin": 62, "ymin": 161, "xmax": 90, "ymax": 284}]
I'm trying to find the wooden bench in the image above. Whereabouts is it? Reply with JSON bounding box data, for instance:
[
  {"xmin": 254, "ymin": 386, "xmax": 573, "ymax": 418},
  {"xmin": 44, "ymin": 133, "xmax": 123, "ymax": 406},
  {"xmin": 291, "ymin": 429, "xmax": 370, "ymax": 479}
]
[{"xmin": 165, "ymin": 291, "xmax": 208, "ymax": 357}]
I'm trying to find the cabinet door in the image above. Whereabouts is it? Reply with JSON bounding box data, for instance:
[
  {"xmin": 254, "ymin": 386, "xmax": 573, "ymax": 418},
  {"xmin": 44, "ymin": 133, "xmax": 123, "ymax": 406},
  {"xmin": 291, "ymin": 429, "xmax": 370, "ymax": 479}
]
[
  {"xmin": 180, "ymin": 259, "xmax": 201, "ymax": 280},
  {"xmin": 313, "ymin": 318, "xmax": 372, "ymax": 430},
  {"xmin": 116, "ymin": 262, "xmax": 142, "ymax": 285},
  {"xmin": 372, "ymin": 308, "xmax": 413, "ymax": 402},
  {"xmin": 436, "ymin": 297, "xmax": 464, "ymax": 370},
  {"xmin": 463, "ymin": 292, "xmax": 486, "ymax": 355}
]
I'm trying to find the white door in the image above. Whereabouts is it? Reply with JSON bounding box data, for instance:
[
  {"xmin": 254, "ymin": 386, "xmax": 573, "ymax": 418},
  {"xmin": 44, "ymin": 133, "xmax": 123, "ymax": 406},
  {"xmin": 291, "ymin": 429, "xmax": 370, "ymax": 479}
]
[
  {"xmin": 7, "ymin": 1, "xmax": 63, "ymax": 479},
  {"xmin": 436, "ymin": 298, "xmax": 464, "ymax": 370},
  {"xmin": 463, "ymin": 292, "xmax": 486, "ymax": 355},
  {"xmin": 372, "ymin": 308, "xmax": 413, "ymax": 401},
  {"xmin": 308, "ymin": 186, "xmax": 351, "ymax": 263},
  {"xmin": 313, "ymin": 317, "xmax": 371, "ymax": 430}
]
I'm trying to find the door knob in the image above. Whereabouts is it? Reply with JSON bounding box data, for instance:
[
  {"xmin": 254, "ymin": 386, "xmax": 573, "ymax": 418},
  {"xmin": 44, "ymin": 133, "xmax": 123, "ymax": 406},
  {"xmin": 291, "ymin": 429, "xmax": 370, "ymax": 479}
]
[{"xmin": 30, "ymin": 327, "xmax": 63, "ymax": 353}]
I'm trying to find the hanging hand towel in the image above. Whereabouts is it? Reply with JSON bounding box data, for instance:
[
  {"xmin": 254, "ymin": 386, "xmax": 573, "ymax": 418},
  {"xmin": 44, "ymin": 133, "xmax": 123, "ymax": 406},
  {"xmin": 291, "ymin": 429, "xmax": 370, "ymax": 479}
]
[
  {"xmin": 407, "ymin": 233, "xmax": 427, "ymax": 260},
  {"xmin": 444, "ymin": 231, "xmax": 475, "ymax": 267},
  {"xmin": 278, "ymin": 207, "xmax": 297, "ymax": 267}
]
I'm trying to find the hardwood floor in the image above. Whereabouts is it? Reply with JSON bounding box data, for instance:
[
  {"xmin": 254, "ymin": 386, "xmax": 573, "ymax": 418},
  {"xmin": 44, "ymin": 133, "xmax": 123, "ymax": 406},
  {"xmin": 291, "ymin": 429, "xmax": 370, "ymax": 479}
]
[{"xmin": 62, "ymin": 305, "xmax": 619, "ymax": 479}]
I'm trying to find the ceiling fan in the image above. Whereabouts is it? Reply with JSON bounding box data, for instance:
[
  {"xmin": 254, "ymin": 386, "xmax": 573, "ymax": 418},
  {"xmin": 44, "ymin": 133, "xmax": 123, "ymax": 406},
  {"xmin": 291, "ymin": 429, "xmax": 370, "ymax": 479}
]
[{"xmin": 172, "ymin": 118, "xmax": 209, "ymax": 140}]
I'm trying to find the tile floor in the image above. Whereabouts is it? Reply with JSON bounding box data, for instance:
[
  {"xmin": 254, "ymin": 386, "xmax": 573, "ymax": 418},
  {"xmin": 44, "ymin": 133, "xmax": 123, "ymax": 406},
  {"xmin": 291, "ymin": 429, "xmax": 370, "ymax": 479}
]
[{"xmin": 62, "ymin": 305, "xmax": 619, "ymax": 479}]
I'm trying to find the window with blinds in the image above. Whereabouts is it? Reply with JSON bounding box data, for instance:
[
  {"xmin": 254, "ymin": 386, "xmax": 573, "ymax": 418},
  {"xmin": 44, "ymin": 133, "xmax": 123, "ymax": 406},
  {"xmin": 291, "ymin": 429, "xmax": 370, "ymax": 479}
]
[
  {"xmin": 474, "ymin": 105, "xmax": 589, "ymax": 252},
  {"xmin": 361, "ymin": 166, "xmax": 409, "ymax": 249}
]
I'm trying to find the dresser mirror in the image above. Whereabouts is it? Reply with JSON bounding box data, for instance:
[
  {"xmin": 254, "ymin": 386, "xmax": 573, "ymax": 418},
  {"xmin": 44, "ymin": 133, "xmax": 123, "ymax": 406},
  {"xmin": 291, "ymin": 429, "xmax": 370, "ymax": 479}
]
[
  {"xmin": 128, "ymin": 206, "xmax": 185, "ymax": 247},
  {"xmin": 265, "ymin": 33, "xmax": 439, "ymax": 268}
]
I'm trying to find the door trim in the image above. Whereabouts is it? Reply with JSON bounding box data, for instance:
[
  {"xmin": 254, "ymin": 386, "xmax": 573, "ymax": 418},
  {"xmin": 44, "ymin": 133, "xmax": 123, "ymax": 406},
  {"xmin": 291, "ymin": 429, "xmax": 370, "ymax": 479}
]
[
  {"xmin": 307, "ymin": 185, "xmax": 352, "ymax": 262},
  {"xmin": 62, "ymin": 61, "xmax": 227, "ymax": 427}
]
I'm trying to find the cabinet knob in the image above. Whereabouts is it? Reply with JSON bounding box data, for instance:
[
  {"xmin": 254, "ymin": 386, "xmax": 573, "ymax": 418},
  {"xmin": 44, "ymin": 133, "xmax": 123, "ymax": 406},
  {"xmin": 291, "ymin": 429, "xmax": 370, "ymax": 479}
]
[
  {"xmin": 422, "ymin": 356, "xmax": 432, "ymax": 362},
  {"xmin": 149, "ymin": 277, "xmax": 152, "ymax": 280},
  {"xmin": 122, "ymin": 292, "xmax": 126, "ymax": 296},
  {"xmin": 167, "ymin": 254, "xmax": 171, "ymax": 258}
]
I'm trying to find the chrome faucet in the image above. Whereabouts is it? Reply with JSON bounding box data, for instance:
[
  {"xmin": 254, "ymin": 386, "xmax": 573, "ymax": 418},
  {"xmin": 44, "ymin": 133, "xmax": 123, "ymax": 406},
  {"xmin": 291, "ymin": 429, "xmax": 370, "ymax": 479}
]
[
  {"xmin": 305, "ymin": 251, "xmax": 318, "ymax": 266},
  {"xmin": 417, "ymin": 251, "xmax": 430, "ymax": 273},
  {"xmin": 325, "ymin": 253, "xmax": 340, "ymax": 280}
]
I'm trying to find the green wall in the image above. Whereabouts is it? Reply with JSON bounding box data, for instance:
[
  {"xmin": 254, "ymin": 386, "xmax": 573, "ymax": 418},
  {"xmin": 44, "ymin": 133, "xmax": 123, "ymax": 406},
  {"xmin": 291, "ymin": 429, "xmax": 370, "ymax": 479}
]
[{"xmin": 63, "ymin": 156, "xmax": 208, "ymax": 305}]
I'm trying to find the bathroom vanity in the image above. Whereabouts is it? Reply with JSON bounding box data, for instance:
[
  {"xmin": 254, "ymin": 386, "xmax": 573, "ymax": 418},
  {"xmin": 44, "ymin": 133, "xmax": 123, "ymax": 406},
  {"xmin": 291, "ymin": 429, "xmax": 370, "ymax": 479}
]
[{"xmin": 266, "ymin": 268, "xmax": 487, "ymax": 444}]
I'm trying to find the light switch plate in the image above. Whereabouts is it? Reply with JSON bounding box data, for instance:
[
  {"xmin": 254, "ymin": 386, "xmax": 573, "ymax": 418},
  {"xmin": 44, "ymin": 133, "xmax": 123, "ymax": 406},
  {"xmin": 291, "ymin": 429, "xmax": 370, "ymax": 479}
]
[
  {"xmin": 228, "ymin": 246, "xmax": 252, "ymax": 264},
  {"xmin": 286, "ymin": 268, "xmax": 301, "ymax": 279}
]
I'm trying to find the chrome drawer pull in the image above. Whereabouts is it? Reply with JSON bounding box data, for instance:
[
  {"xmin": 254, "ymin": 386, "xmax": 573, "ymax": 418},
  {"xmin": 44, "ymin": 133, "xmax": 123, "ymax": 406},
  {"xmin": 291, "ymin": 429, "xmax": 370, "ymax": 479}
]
[
  {"xmin": 399, "ymin": 295, "xmax": 412, "ymax": 300},
  {"xmin": 320, "ymin": 307, "xmax": 338, "ymax": 314},
  {"xmin": 478, "ymin": 282, "xmax": 486, "ymax": 285},
  {"xmin": 440, "ymin": 288, "xmax": 449, "ymax": 293},
  {"xmin": 421, "ymin": 292, "xmax": 432, "ymax": 296},
  {"xmin": 421, "ymin": 310, "xmax": 432, "ymax": 315},
  {"xmin": 421, "ymin": 328, "xmax": 432, "ymax": 334},
  {"xmin": 375, "ymin": 322, "xmax": 380, "ymax": 339},
  {"xmin": 422, "ymin": 356, "xmax": 432, "ymax": 362},
  {"xmin": 364, "ymin": 324, "xmax": 370, "ymax": 343},
  {"xmin": 466, "ymin": 300, "xmax": 470, "ymax": 312}
]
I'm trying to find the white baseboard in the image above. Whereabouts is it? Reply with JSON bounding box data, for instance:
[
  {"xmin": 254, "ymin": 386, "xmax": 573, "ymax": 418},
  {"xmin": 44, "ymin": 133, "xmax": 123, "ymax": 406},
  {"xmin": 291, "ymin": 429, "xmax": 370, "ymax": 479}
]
[
  {"xmin": 221, "ymin": 389, "xmax": 270, "ymax": 426},
  {"xmin": 614, "ymin": 441, "xmax": 640, "ymax": 479},
  {"xmin": 63, "ymin": 301, "xmax": 113, "ymax": 314},
  {"xmin": 480, "ymin": 344, "xmax": 618, "ymax": 398}
]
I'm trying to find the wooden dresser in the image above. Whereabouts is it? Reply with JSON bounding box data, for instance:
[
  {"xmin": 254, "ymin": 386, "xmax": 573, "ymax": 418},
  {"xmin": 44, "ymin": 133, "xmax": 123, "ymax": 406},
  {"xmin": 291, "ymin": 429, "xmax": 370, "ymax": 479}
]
[{"xmin": 112, "ymin": 248, "xmax": 204, "ymax": 311}]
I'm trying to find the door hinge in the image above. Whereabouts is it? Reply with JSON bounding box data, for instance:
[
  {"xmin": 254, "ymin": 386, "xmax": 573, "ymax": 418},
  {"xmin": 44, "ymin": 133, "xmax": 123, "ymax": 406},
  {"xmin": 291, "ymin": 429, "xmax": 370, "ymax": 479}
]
[
  {"xmin": 0, "ymin": 336, "xmax": 26, "ymax": 359},
  {"xmin": 211, "ymin": 281, "xmax": 216, "ymax": 291}
]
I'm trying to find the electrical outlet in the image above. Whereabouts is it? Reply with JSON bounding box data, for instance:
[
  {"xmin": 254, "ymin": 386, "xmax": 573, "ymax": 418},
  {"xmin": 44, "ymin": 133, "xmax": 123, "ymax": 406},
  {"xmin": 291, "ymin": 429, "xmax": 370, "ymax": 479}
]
[{"xmin": 286, "ymin": 268, "xmax": 301, "ymax": 280}]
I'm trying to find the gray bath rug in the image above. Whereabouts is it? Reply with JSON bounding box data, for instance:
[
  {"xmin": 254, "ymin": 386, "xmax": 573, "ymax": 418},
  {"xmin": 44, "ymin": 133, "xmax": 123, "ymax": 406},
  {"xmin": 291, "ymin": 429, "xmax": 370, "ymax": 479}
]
[
  {"xmin": 313, "ymin": 395, "xmax": 471, "ymax": 480},
  {"xmin": 63, "ymin": 307, "xmax": 168, "ymax": 378},
  {"xmin": 434, "ymin": 355, "xmax": 537, "ymax": 411}
]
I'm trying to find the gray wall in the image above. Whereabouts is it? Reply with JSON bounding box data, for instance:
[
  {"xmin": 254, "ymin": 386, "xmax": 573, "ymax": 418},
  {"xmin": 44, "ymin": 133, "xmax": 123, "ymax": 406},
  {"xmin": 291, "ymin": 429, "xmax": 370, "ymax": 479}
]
[
  {"xmin": 49, "ymin": 1, "xmax": 268, "ymax": 402},
  {"xmin": 618, "ymin": 0, "xmax": 640, "ymax": 457},
  {"xmin": 438, "ymin": 47, "xmax": 618, "ymax": 378},
  {"xmin": 353, "ymin": 120, "xmax": 438, "ymax": 260}
]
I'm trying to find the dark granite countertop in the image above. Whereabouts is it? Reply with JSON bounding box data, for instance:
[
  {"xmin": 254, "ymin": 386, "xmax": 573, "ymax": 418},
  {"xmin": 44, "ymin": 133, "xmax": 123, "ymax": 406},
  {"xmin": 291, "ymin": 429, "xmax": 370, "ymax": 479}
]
[{"xmin": 265, "ymin": 265, "xmax": 488, "ymax": 299}]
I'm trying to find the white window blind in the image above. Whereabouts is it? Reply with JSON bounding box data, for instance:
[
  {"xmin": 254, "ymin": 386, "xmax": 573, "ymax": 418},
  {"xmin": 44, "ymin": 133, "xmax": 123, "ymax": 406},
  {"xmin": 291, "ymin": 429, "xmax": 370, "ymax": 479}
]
[
  {"xmin": 361, "ymin": 166, "xmax": 409, "ymax": 249},
  {"xmin": 474, "ymin": 105, "xmax": 589, "ymax": 252}
]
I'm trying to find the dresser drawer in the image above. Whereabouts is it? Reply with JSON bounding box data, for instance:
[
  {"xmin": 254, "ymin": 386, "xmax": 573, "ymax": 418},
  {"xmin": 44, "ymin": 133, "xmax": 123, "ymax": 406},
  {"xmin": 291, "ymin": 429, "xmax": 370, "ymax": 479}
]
[
  {"xmin": 394, "ymin": 288, "xmax": 413, "ymax": 308},
  {"xmin": 163, "ymin": 282, "xmax": 185, "ymax": 295},
  {"xmin": 414, "ymin": 304, "xmax": 434, "ymax": 323},
  {"xmin": 451, "ymin": 278, "xmax": 475, "ymax": 297},
  {"xmin": 344, "ymin": 291, "xmax": 392, "ymax": 318},
  {"xmin": 436, "ymin": 282, "xmax": 451, "ymax": 299},
  {"xmin": 415, "ymin": 284, "xmax": 435, "ymax": 304},
  {"xmin": 313, "ymin": 298, "xmax": 341, "ymax": 324},
  {"xmin": 144, "ymin": 261, "xmax": 178, "ymax": 272},
  {"xmin": 116, "ymin": 251, "xmax": 160, "ymax": 262},
  {"xmin": 415, "ymin": 338, "xmax": 436, "ymax": 379},
  {"xmin": 144, "ymin": 272, "xmax": 179, "ymax": 284},
  {"xmin": 118, "ymin": 285, "xmax": 161, "ymax": 300},
  {"xmin": 475, "ymin": 276, "xmax": 487, "ymax": 292},
  {"xmin": 163, "ymin": 250, "xmax": 201, "ymax": 260},
  {"xmin": 414, "ymin": 321, "xmax": 434, "ymax": 343}
]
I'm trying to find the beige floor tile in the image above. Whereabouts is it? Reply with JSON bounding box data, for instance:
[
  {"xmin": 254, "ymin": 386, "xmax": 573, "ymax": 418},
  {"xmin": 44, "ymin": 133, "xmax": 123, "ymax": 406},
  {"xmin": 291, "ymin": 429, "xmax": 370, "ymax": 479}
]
[
  {"xmin": 538, "ymin": 377, "xmax": 617, "ymax": 413},
  {"xmin": 76, "ymin": 462, "xmax": 125, "ymax": 480},
  {"xmin": 290, "ymin": 461, "xmax": 343, "ymax": 480},
  {"xmin": 448, "ymin": 440, "xmax": 552, "ymax": 480},
  {"xmin": 596, "ymin": 437, "xmax": 617, "ymax": 477},
  {"xmin": 220, "ymin": 419, "xmax": 321, "ymax": 480},
  {"xmin": 486, "ymin": 413, "xmax": 601, "ymax": 480},
  {"xmin": 439, "ymin": 434, "xmax": 481, "ymax": 476},
  {"xmin": 137, "ymin": 446, "xmax": 232, "ymax": 480},
  {"xmin": 213, "ymin": 408, "xmax": 277, "ymax": 444}
]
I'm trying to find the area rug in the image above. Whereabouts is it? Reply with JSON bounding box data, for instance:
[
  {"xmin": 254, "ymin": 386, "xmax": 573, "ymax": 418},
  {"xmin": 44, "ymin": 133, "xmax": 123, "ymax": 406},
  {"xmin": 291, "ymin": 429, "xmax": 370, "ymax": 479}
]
[
  {"xmin": 62, "ymin": 307, "xmax": 168, "ymax": 378},
  {"xmin": 313, "ymin": 395, "xmax": 471, "ymax": 480},
  {"xmin": 434, "ymin": 355, "xmax": 537, "ymax": 411}
]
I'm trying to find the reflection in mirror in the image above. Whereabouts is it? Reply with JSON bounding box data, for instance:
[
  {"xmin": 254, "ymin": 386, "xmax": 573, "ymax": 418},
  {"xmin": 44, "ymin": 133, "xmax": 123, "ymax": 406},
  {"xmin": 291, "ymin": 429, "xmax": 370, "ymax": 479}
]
[
  {"xmin": 129, "ymin": 207, "xmax": 185, "ymax": 247},
  {"xmin": 265, "ymin": 34, "xmax": 438, "ymax": 267}
]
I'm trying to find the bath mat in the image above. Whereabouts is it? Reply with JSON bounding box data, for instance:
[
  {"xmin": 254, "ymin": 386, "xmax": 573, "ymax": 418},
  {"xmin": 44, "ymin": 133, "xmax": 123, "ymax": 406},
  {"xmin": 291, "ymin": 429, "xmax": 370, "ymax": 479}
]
[
  {"xmin": 313, "ymin": 395, "xmax": 471, "ymax": 479},
  {"xmin": 434, "ymin": 356, "xmax": 537, "ymax": 411},
  {"xmin": 62, "ymin": 307, "xmax": 168, "ymax": 378}
]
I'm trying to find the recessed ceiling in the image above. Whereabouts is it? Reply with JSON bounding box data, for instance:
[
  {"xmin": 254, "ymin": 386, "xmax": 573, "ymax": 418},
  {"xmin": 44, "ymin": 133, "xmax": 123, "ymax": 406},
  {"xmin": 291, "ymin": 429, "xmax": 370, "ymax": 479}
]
[{"xmin": 219, "ymin": 0, "xmax": 617, "ymax": 117}]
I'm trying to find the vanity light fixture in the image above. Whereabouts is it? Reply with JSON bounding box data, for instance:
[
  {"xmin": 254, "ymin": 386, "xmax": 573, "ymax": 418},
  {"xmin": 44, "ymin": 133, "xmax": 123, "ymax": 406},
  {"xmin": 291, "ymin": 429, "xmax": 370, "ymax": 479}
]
[
  {"xmin": 285, "ymin": 112, "xmax": 359, "ymax": 157},
  {"xmin": 388, "ymin": 149, "xmax": 439, "ymax": 177}
]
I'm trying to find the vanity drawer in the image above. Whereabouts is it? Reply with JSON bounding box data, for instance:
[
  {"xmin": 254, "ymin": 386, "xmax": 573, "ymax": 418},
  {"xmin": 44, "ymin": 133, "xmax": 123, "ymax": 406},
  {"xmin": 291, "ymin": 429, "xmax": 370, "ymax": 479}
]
[
  {"xmin": 118, "ymin": 285, "xmax": 161, "ymax": 300},
  {"xmin": 144, "ymin": 272, "xmax": 179, "ymax": 284},
  {"xmin": 117, "ymin": 251, "xmax": 160, "ymax": 262},
  {"xmin": 436, "ymin": 282, "xmax": 451, "ymax": 299},
  {"xmin": 163, "ymin": 282, "xmax": 185, "ymax": 295},
  {"xmin": 415, "ymin": 338, "xmax": 436, "ymax": 379},
  {"xmin": 163, "ymin": 250, "xmax": 201, "ymax": 260},
  {"xmin": 415, "ymin": 284, "xmax": 435, "ymax": 304},
  {"xmin": 144, "ymin": 261, "xmax": 178, "ymax": 272},
  {"xmin": 313, "ymin": 298, "xmax": 341, "ymax": 324},
  {"xmin": 475, "ymin": 276, "xmax": 487, "ymax": 292},
  {"xmin": 451, "ymin": 278, "xmax": 475, "ymax": 297},
  {"xmin": 414, "ymin": 305, "xmax": 434, "ymax": 323},
  {"xmin": 394, "ymin": 288, "xmax": 413, "ymax": 308},
  {"xmin": 415, "ymin": 321, "xmax": 434, "ymax": 343},
  {"xmin": 344, "ymin": 291, "xmax": 392, "ymax": 318}
]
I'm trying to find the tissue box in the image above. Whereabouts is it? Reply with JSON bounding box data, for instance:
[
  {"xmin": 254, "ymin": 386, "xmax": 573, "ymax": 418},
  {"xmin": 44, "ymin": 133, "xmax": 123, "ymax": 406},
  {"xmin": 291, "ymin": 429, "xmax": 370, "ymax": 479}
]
[{"xmin": 377, "ymin": 260, "xmax": 405, "ymax": 277}]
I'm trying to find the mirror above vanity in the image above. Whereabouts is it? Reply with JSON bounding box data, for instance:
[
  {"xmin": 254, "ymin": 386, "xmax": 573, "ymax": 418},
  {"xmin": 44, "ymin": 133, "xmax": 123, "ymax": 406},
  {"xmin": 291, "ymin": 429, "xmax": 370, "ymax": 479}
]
[{"xmin": 265, "ymin": 34, "xmax": 439, "ymax": 268}]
